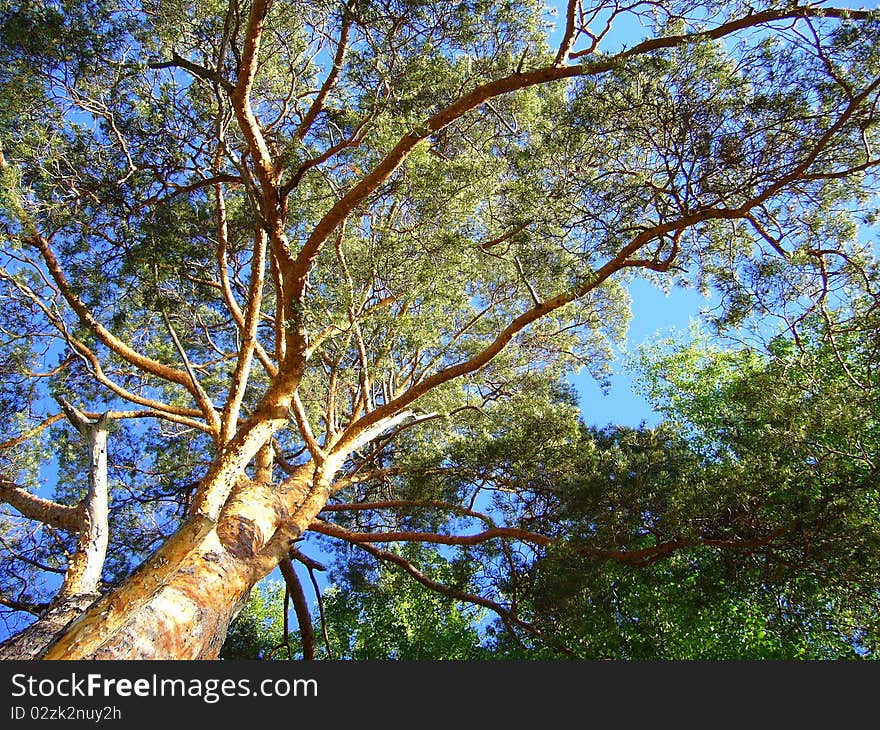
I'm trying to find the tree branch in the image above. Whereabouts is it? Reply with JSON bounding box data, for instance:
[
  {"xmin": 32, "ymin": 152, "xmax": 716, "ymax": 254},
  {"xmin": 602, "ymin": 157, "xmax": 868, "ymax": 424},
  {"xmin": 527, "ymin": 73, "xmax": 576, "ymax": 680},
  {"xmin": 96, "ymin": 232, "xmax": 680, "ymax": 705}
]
[
  {"xmin": 148, "ymin": 52, "xmax": 235, "ymax": 93},
  {"xmin": 278, "ymin": 555, "xmax": 315, "ymax": 660},
  {"xmin": 0, "ymin": 479, "xmax": 82, "ymax": 533},
  {"xmin": 0, "ymin": 414, "xmax": 64, "ymax": 450},
  {"xmin": 350, "ymin": 540, "xmax": 557, "ymax": 652},
  {"xmin": 310, "ymin": 520, "xmax": 787, "ymax": 567},
  {"xmin": 221, "ymin": 229, "xmax": 269, "ymax": 443},
  {"xmin": 554, "ymin": 0, "xmax": 581, "ymax": 66},
  {"xmin": 295, "ymin": 6, "xmax": 352, "ymax": 141},
  {"xmin": 284, "ymin": 4, "xmax": 875, "ymax": 306},
  {"xmin": 0, "ymin": 594, "xmax": 50, "ymax": 616},
  {"xmin": 27, "ymin": 234, "xmax": 196, "ymax": 392}
]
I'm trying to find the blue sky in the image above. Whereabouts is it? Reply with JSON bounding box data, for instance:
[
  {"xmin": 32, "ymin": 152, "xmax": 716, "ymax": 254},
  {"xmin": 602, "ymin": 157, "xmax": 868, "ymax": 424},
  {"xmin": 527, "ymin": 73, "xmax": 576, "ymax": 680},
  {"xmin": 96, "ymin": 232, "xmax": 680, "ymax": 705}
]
[{"xmin": 573, "ymin": 280, "xmax": 710, "ymax": 427}]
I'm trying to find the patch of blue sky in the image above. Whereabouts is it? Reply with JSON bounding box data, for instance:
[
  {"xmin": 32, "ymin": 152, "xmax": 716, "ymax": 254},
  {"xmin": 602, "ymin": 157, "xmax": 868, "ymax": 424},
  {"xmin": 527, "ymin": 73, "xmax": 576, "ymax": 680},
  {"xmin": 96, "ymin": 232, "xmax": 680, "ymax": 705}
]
[{"xmin": 571, "ymin": 277, "xmax": 711, "ymax": 427}]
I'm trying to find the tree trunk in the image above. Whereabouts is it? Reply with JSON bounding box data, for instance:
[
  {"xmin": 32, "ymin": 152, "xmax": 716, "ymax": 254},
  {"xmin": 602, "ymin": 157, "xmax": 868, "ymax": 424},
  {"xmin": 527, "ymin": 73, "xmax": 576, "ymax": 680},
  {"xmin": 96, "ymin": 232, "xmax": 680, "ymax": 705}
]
[
  {"xmin": 38, "ymin": 464, "xmax": 330, "ymax": 659},
  {"xmin": 0, "ymin": 391, "xmax": 401, "ymax": 659},
  {"xmin": 0, "ymin": 595, "xmax": 101, "ymax": 660},
  {"xmin": 0, "ymin": 403, "xmax": 110, "ymax": 660},
  {"xmin": 58, "ymin": 414, "xmax": 109, "ymax": 600}
]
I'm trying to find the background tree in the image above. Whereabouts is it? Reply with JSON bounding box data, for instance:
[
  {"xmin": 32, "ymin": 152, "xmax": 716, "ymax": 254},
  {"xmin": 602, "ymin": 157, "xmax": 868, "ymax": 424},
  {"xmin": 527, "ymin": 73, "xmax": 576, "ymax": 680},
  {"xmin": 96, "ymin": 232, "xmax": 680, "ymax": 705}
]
[
  {"xmin": 0, "ymin": 0, "xmax": 879, "ymax": 658},
  {"xmin": 512, "ymin": 303, "xmax": 880, "ymax": 658},
  {"xmin": 224, "ymin": 546, "xmax": 488, "ymax": 660},
  {"xmin": 219, "ymin": 579, "xmax": 289, "ymax": 659}
]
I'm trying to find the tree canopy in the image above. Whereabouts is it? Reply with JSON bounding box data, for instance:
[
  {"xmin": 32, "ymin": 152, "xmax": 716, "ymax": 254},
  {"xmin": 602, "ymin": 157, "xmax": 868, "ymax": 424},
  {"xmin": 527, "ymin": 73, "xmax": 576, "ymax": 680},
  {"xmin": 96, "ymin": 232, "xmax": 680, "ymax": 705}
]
[
  {"xmin": 225, "ymin": 300, "xmax": 880, "ymax": 658},
  {"xmin": 0, "ymin": 0, "xmax": 878, "ymax": 659}
]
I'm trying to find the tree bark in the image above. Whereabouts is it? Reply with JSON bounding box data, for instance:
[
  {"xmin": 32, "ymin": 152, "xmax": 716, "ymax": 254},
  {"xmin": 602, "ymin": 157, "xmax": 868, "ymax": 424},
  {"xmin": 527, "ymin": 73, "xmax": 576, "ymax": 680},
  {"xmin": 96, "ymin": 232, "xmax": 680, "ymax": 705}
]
[
  {"xmin": 58, "ymin": 413, "xmax": 109, "ymax": 599},
  {"xmin": 0, "ymin": 595, "xmax": 102, "ymax": 661},
  {"xmin": 0, "ymin": 403, "xmax": 110, "ymax": 660},
  {"xmin": 38, "ymin": 463, "xmax": 332, "ymax": 659},
  {"xmin": 1, "ymin": 391, "xmax": 403, "ymax": 659},
  {"xmin": 279, "ymin": 556, "xmax": 316, "ymax": 660}
]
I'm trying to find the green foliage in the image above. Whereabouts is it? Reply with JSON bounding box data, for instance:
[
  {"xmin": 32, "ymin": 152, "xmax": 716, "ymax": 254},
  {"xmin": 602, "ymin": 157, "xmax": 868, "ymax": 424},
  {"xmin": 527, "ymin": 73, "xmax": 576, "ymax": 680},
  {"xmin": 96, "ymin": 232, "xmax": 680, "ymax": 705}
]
[
  {"xmin": 493, "ymin": 301, "xmax": 880, "ymax": 658},
  {"xmin": 220, "ymin": 580, "xmax": 290, "ymax": 660},
  {"xmin": 227, "ymin": 326, "xmax": 880, "ymax": 659},
  {"xmin": 499, "ymin": 547, "xmax": 872, "ymax": 659},
  {"xmin": 223, "ymin": 549, "xmax": 489, "ymax": 660},
  {"xmin": 317, "ymin": 546, "xmax": 489, "ymax": 660},
  {"xmin": 1, "ymin": 0, "xmax": 880, "ymax": 658},
  {"xmin": 322, "ymin": 296, "xmax": 880, "ymax": 659}
]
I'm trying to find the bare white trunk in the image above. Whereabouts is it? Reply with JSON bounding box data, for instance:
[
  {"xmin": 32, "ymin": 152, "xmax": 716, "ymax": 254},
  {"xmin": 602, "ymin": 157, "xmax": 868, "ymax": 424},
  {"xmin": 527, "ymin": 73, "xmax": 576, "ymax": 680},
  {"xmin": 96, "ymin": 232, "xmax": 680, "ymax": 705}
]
[
  {"xmin": 73, "ymin": 422, "xmax": 109, "ymax": 595},
  {"xmin": 0, "ymin": 405, "xmax": 110, "ymax": 660}
]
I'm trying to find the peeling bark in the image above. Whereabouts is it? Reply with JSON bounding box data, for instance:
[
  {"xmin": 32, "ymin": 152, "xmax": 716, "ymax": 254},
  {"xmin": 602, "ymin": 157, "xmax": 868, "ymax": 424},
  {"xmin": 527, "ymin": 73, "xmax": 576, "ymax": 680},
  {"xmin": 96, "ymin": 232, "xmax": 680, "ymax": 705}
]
[
  {"xmin": 58, "ymin": 410, "xmax": 110, "ymax": 599},
  {"xmin": 0, "ymin": 594, "xmax": 101, "ymax": 660},
  {"xmin": 40, "ymin": 464, "xmax": 331, "ymax": 660}
]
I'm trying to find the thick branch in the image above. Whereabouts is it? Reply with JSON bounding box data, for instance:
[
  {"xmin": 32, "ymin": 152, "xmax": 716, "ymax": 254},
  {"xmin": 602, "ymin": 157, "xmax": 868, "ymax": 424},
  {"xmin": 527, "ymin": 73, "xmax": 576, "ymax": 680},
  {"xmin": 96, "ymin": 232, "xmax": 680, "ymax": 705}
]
[
  {"xmin": 284, "ymin": 4, "xmax": 873, "ymax": 305},
  {"xmin": 331, "ymin": 71, "xmax": 879, "ymax": 456},
  {"xmin": 221, "ymin": 229, "xmax": 268, "ymax": 443},
  {"xmin": 231, "ymin": 0, "xmax": 278, "ymax": 187},
  {"xmin": 0, "ymin": 479, "xmax": 82, "ymax": 532},
  {"xmin": 57, "ymin": 406, "xmax": 110, "ymax": 599},
  {"xmin": 554, "ymin": 0, "xmax": 580, "ymax": 66},
  {"xmin": 28, "ymin": 234, "xmax": 194, "ymax": 391},
  {"xmin": 310, "ymin": 520, "xmax": 786, "ymax": 567}
]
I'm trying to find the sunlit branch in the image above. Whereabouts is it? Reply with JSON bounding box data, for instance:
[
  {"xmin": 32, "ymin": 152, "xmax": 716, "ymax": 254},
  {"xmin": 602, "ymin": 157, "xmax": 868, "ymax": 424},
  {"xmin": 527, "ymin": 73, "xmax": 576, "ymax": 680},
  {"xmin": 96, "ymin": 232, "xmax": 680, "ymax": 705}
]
[
  {"xmin": 25, "ymin": 234, "xmax": 196, "ymax": 392},
  {"xmin": 295, "ymin": 5, "xmax": 352, "ymax": 141},
  {"xmin": 0, "ymin": 478, "xmax": 82, "ymax": 533},
  {"xmin": 0, "ymin": 266, "xmax": 210, "ymax": 429},
  {"xmin": 285, "ymin": 4, "xmax": 875, "ymax": 308},
  {"xmin": 232, "ymin": 0, "xmax": 278, "ymax": 187},
  {"xmin": 332, "ymin": 70, "xmax": 880, "ymax": 457},
  {"xmin": 221, "ymin": 229, "xmax": 269, "ymax": 443},
  {"xmin": 0, "ymin": 414, "xmax": 64, "ymax": 450},
  {"xmin": 290, "ymin": 391, "xmax": 326, "ymax": 460},
  {"xmin": 554, "ymin": 0, "xmax": 581, "ymax": 66}
]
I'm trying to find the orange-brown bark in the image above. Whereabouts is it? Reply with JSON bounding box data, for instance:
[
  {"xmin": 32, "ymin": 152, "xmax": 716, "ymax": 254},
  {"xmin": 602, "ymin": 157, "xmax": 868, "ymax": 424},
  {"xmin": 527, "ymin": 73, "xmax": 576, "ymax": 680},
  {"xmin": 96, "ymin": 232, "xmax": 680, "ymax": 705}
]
[{"xmin": 39, "ymin": 458, "xmax": 339, "ymax": 659}]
